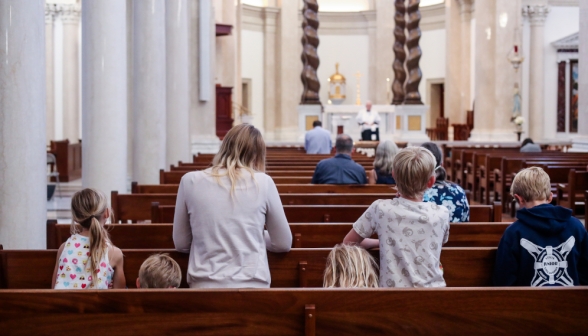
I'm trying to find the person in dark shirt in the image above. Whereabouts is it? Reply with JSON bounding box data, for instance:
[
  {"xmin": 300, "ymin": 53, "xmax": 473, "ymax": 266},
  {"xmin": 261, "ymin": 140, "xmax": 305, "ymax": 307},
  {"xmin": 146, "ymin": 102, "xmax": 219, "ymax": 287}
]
[
  {"xmin": 493, "ymin": 167, "xmax": 588, "ymax": 287},
  {"xmin": 311, "ymin": 134, "xmax": 367, "ymax": 184}
]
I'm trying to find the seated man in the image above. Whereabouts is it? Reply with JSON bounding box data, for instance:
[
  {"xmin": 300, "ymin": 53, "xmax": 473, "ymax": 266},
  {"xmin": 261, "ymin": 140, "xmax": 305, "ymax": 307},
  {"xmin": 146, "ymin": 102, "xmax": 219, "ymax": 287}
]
[
  {"xmin": 520, "ymin": 138, "xmax": 542, "ymax": 153},
  {"xmin": 311, "ymin": 134, "xmax": 367, "ymax": 184},
  {"xmin": 305, "ymin": 120, "xmax": 332, "ymax": 154}
]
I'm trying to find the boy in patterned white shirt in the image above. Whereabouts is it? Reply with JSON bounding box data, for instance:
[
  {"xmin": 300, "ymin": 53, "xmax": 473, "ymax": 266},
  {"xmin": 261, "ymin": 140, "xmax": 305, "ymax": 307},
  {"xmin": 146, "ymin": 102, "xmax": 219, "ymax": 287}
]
[{"xmin": 344, "ymin": 146, "xmax": 450, "ymax": 287}]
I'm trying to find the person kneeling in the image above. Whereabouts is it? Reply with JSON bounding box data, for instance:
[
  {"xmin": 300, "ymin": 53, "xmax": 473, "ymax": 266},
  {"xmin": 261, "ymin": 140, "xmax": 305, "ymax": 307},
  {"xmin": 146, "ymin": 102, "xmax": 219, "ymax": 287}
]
[
  {"xmin": 136, "ymin": 254, "xmax": 182, "ymax": 289},
  {"xmin": 493, "ymin": 167, "xmax": 588, "ymax": 286}
]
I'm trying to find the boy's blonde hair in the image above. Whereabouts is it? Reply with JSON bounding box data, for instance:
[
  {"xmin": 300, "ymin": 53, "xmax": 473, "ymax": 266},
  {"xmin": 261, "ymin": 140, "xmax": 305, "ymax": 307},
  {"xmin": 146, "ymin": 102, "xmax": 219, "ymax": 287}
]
[
  {"xmin": 392, "ymin": 146, "xmax": 436, "ymax": 199},
  {"xmin": 323, "ymin": 244, "xmax": 379, "ymax": 288},
  {"xmin": 511, "ymin": 167, "xmax": 551, "ymax": 202},
  {"xmin": 138, "ymin": 254, "xmax": 182, "ymax": 288}
]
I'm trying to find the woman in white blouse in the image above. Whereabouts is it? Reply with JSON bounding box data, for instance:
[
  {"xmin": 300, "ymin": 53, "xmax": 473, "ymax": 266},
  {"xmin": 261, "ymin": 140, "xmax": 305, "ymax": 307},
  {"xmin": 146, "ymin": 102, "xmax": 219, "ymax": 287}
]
[{"xmin": 173, "ymin": 124, "xmax": 292, "ymax": 288}]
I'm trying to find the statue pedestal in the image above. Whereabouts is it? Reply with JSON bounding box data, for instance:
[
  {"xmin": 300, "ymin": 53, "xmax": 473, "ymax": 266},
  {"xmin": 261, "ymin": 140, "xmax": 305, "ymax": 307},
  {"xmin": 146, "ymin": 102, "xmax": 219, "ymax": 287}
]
[
  {"xmin": 297, "ymin": 105, "xmax": 322, "ymax": 140},
  {"xmin": 393, "ymin": 105, "xmax": 430, "ymax": 142}
]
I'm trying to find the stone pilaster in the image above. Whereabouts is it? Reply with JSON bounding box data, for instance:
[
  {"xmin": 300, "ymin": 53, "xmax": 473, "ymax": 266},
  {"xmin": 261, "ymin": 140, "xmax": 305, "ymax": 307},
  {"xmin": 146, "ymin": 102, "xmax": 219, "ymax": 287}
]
[
  {"xmin": 0, "ymin": 0, "xmax": 47, "ymax": 248},
  {"xmin": 45, "ymin": 4, "xmax": 56, "ymax": 145},
  {"xmin": 58, "ymin": 4, "xmax": 81, "ymax": 143},
  {"xmin": 523, "ymin": 5, "xmax": 549, "ymax": 140},
  {"xmin": 263, "ymin": 7, "xmax": 279, "ymax": 140}
]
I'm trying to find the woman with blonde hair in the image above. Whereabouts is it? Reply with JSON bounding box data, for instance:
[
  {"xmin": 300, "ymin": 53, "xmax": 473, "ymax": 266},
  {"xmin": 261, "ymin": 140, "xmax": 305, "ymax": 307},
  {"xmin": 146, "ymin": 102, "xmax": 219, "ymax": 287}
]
[
  {"xmin": 368, "ymin": 140, "xmax": 399, "ymax": 185},
  {"xmin": 173, "ymin": 124, "xmax": 292, "ymax": 288},
  {"xmin": 323, "ymin": 244, "xmax": 379, "ymax": 288}
]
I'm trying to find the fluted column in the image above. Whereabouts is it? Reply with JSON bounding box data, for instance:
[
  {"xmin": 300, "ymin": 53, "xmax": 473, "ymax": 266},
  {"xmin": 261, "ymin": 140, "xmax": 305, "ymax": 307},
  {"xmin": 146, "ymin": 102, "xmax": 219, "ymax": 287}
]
[
  {"xmin": 165, "ymin": 0, "xmax": 190, "ymax": 166},
  {"xmin": 0, "ymin": 0, "xmax": 47, "ymax": 248},
  {"xmin": 132, "ymin": 0, "xmax": 166, "ymax": 183},
  {"xmin": 524, "ymin": 5, "xmax": 549, "ymax": 140},
  {"xmin": 82, "ymin": 0, "xmax": 128, "ymax": 197},
  {"xmin": 59, "ymin": 4, "xmax": 81, "ymax": 143},
  {"xmin": 45, "ymin": 4, "xmax": 56, "ymax": 145}
]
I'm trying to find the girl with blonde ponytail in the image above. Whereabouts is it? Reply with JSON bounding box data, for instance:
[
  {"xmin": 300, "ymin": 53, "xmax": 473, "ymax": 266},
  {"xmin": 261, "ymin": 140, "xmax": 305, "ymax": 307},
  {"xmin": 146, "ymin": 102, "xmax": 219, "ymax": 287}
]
[{"xmin": 52, "ymin": 188, "xmax": 125, "ymax": 289}]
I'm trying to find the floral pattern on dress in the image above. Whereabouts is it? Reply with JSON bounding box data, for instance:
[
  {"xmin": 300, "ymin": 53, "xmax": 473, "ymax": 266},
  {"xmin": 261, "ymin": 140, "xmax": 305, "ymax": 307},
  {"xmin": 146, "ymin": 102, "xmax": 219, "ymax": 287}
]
[{"xmin": 424, "ymin": 181, "xmax": 470, "ymax": 223}]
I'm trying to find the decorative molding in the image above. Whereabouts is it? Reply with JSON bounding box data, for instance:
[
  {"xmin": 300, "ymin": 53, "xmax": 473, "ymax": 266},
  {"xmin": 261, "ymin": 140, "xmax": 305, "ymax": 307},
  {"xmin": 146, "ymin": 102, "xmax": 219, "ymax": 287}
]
[
  {"xmin": 45, "ymin": 4, "xmax": 57, "ymax": 24},
  {"xmin": 522, "ymin": 5, "xmax": 550, "ymax": 26},
  {"xmin": 300, "ymin": 0, "xmax": 321, "ymax": 105},
  {"xmin": 548, "ymin": 0, "xmax": 578, "ymax": 6},
  {"xmin": 456, "ymin": 0, "xmax": 474, "ymax": 15},
  {"xmin": 242, "ymin": 3, "xmax": 445, "ymax": 34},
  {"xmin": 56, "ymin": 4, "xmax": 80, "ymax": 24},
  {"xmin": 392, "ymin": 0, "xmax": 407, "ymax": 105},
  {"xmin": 552, "ymin": 32, "xmax": 579, "ymax": 49},
  {"xmin": 404, "ymin": 0, "xmax": 423, "ymax": 105}
]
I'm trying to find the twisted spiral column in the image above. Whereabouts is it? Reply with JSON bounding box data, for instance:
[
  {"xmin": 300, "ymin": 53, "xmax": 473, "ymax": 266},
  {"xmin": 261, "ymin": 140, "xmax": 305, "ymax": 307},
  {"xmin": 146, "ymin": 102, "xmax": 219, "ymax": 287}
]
[
  {"xmin": 300, "ymin": 0, "xmax": 320, "ymax": 105},
  {"xmin": 404, "ymin": 0, "xmax": 423, "ymax": 105},
  {"xmin": 392, "ymin": 0, "xmax": 406, "ymax": 105}
]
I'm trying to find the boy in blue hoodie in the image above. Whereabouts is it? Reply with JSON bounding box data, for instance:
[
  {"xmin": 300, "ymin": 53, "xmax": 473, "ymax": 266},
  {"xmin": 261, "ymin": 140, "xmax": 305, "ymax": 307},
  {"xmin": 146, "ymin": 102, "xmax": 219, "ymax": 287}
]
[{"xmin": 493, "ymin": 167, "xmax": 588, "ymax": 286}]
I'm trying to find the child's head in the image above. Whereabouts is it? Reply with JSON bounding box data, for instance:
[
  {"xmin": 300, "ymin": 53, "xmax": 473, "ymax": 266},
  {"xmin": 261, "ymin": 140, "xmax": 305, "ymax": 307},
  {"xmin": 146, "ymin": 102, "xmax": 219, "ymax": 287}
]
[
  {"xmin": 323, "ymin": 244, "xmax": 379, "ymax": 288},
  {"xmin": 392, "ymin": 146, "xmax": 436, "ymax": 199},
  {"xmin": 71, "ymin": 188, "xmax": 111, "ymax": 286},
  {"xmin": 511, "ymin": 167, "xmax": 552, "ymax": 207},
  {"xmin": 136, "ymin": 254, "xmax": 182, "ymax": 288}
]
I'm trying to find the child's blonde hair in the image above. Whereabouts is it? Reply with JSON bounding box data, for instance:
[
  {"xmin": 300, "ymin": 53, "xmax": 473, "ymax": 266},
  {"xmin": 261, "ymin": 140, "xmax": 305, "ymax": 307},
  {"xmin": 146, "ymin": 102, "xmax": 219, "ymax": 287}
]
[
  {"xmin": 392, "ymin": 146, "xmax": 436, "ymax": 199},
  {"xmin": 138, "ymin": 254, "xmax": 182, "ymax": 288},
  {"xmin": 511, "ymin": 167, "xmax": 551, "ymax": 202},
  {"xmin": 70, "ymin": 188, "xmax": 112, "ymax": 288},
  {"xmin": 323, "ymin": 244, "xmax": 379, "ymax": 288}
]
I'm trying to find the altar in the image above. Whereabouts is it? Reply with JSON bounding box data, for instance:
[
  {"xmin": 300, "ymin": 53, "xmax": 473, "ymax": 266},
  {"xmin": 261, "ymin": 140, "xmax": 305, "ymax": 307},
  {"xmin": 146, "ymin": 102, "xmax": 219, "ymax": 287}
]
[{"xmin": 321, "ymin": 104, "xmax": 430, "ymax": 142}]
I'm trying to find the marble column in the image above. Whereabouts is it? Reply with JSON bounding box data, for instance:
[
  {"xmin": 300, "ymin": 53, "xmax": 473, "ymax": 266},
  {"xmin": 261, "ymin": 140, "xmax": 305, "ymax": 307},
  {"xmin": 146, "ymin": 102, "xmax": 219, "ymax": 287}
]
[
  {"xmin": 59, "ymin": 4, "xmax": 81, "ymax": 143},
  {"xmin": 458, "ymin": 0, "xmax": 473, "ymax": 118},
  {"xmin": 444, "ymin": 0, "xmax": 462, "ymax": 126},
  {"xmin": 132, "ymin": 0, "xmax": 166, "ymax": 183},
  {"xmin": 470, "ymin": 0, "xmax": 496, "ymax": 140},
  {"xmin": 570, "ymin": 0, "xmax": 588, "ymax": 151},
  {"xmin": 166, "ymin": 0, "xmax": 191, "ymax": 166},
  {"xmin": 263, "ymin": 7, "xmax": 279, "ymax": 141},
  {"xmin": 0, "ymin": 0, "xmax": 47, "ymax": 248},
  {"xmin": 374, "ymin": 0, "xmax": 395, "ymax": 105},
  {"xmin": 524, "ymin": 5, "xmax": 549, "ymax": 141},
  {"xmin": 275, "ymin": 0, "xmax": 300, "ymax": 141},
  {"xmin": 81, "ymin": 0, "xmax": 128, "ymax": 197},
  {"xmin": 189, "ymin": 0, "xmax": 220, "ymax": 154},
  {"xmin": 45, "ymin": 4, "xmax": 56, "ymax": 145}
]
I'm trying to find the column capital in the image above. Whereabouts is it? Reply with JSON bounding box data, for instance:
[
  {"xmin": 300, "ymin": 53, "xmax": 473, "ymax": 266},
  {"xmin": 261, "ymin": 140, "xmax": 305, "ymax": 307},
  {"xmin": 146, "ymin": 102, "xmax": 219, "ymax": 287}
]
[
  {"xmin": 457, "ymin": 0, "xmax": 474, "ymax": 16},
  {"xmin": 57, "ymin": 4, "xmax": 80, "ymax": 24},
  {"xmin": 45, "ymin": 3, "xmax": 57, "ymax": 24},
  {"xmin": 522, "ymin": 5, "xmax": 550, "ymax": 26}
]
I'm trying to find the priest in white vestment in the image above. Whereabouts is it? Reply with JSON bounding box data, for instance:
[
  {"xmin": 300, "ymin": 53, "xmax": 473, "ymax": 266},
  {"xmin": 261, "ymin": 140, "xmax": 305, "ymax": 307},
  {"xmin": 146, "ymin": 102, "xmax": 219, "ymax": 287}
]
[{"xmin": 356, "ymin": 101, "xmax": 381, "ymax": 141}]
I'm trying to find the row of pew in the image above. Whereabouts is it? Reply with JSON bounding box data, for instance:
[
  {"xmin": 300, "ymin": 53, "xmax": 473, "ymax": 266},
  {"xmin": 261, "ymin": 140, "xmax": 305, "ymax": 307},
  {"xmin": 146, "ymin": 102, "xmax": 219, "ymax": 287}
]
[{"xmin": 4, "ymin": 145, "xmax": 588, "ymax": 334}]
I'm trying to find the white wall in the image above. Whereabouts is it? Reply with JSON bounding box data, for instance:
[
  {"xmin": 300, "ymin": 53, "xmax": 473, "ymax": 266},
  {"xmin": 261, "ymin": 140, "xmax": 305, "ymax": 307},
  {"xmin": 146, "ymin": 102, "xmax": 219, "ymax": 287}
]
[
  {"xmin": 241, "ymin": 29, "xmax": 265, "ymax": 133},
  {"xmin": 542, "ymin": 6, "xmax": 579, "ymax": 139},
  {"xmin": 317, "ymin": 34, "xmax": 370, "ymax": 106},
  {"xmin": 420, "ymin": 28, "xmax": 447, "ymax": 107}
]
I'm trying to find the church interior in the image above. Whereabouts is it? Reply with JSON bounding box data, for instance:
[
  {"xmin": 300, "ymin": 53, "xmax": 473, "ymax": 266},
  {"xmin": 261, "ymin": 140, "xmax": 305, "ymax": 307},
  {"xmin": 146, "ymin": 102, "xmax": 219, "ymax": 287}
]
[{"xmin": 0, "ymin": 0, "xmax": 587, "ymax": 333}]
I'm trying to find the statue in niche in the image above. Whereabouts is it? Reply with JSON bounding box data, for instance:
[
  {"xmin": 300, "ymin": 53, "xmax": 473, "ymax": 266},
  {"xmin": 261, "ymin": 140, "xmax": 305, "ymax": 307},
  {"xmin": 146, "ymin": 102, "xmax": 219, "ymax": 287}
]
[{"xmin": 512, "ymin": 83, "xmax": 521, "ymax": 117}]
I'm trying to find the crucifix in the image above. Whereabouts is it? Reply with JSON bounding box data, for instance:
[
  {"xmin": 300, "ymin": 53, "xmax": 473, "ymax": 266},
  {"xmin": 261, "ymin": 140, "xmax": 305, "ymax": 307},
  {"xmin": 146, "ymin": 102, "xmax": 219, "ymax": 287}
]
[{"xmin": 355, "ymin": 71, "xmax": 362, "ymax": 106}]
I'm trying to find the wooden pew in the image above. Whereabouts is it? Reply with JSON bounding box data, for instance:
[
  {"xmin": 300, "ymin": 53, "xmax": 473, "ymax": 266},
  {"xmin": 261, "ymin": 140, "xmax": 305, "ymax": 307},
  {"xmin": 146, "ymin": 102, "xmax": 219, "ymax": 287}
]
[
  {"xmin": 556, "ymin": 169, "xmax": 588, "ymax": 216},
  {"xmin": 132, "ymin": 182, "xmax": 396, "ymax": 194},
  {"xmin": 150, "ymin": 203, "xmax": 503, "ymax": 223},
  {"xmin": 1, "ymin": 288, "xmax": 587, "ymax": 335},
  {"xmin": 48, "ymin": 139, "xmax": 82, "ymax": 182},
  {"xmin": 0, "ymin": 248, "xmax": 497, "ymax": 289},
  {"xmin": 160, "ymin": 170, "xmax": 314, "ymax": 184},
  {"xmin": 46, "ymin": 221, "xmax": 512, "ymax": 250}
]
